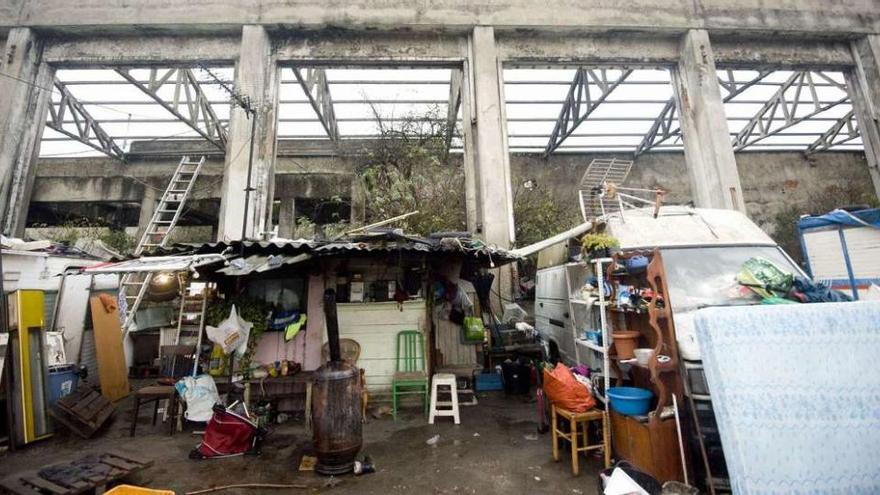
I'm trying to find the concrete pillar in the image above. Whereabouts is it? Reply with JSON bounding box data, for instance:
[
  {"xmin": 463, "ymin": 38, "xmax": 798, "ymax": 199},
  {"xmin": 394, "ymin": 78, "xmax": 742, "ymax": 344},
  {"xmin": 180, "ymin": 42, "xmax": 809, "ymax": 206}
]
[
  {"xmin": 469, "ymin": 26, "xmax": 515, "ymax": 309},
  {"xmin": 136, "ymin": 185, "xmax": 158, "ymax": 242},
  {"xmin": 277, "ymin": 197, "xmax": 296, "ymax": 239},
  {"xmin": 672, "ymin": 29, "xmax": 745, "ymax": 212},
  {"xmin": 849, "ymin": 36, "xmax": 880, "ymax": 198},
  {"xmin": 470, "ymin": 26, "xmax": 515, "ymax": 247},
  {"xmin": 0, "ymin": 28, "xmax": 54, "ymax": 236},
  {"xmin": 217, "ymin": 25, "xmax": 280, "ymax": 241},
  {"xmin": 459, "ymin": 65, "xmax": 479, "ymax": 233},
  {"xmin": 350, "ymin": 178, "xmax": 366, "ymax": 226}
]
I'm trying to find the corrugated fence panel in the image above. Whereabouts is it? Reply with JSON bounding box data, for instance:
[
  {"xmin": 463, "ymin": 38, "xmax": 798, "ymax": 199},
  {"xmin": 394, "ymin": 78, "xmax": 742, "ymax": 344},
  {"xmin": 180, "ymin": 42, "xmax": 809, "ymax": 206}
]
[
  {"xmin": 804, "ymin": 228, "xmax": 848, "ymax": 280},
  {"xmin": 844, "ymin": 228, "xmax": 880, "ymax": 279},
  {"xmin": 335, "ymin": 300, "xmax": 426, "ymax": 393}
]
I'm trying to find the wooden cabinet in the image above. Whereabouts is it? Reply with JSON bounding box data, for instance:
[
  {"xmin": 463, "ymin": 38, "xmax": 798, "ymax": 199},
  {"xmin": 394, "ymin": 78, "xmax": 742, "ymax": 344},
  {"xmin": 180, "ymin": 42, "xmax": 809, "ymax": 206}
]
[
  {"xmin": 605, "ymin": 250, "xmax": 688, "ymax": 483},
  {"xmin": 610, "ymin": 410, "xmax": 684, "ymax": 482}
]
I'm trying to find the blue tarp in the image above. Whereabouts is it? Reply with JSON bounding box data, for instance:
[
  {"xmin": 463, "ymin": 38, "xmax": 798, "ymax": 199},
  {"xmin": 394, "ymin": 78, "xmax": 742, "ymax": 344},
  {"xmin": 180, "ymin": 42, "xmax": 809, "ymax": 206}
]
[{"xmin": 797, "ymin": 208, "xmax": 880, "ymax": 230}]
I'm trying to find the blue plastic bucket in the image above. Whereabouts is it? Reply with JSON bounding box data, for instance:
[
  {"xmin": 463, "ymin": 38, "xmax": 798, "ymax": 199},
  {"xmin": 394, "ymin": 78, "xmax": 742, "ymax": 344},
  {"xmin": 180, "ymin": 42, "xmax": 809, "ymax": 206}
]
[{"xmin": 607, "ymin": 386, "xmax": 653, "ymax": 415}]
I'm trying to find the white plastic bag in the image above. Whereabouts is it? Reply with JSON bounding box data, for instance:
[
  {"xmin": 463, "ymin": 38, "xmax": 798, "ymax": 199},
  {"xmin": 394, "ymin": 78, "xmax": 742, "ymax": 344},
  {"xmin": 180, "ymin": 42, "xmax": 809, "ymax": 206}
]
[
  {"xmin": 206, "ymin": 305, "xmax": 253, "ymax": 356},
  {"xmin": 175, "ymin": 375, "xmax": 220, "ymax": 422}
]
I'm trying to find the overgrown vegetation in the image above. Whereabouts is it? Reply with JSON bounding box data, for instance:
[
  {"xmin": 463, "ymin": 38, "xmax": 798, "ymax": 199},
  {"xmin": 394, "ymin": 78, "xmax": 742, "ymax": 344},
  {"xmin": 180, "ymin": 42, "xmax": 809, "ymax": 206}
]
[
  {"xmin": 355, "ymin": 105, "xmax": 466, "ymax": 235},
  {"xmin": 30, "ymin": 218, "xmax": 137, "ymax": 255},
  {"xmin": 768, "ymin": 184, "xmax": 879, "ymax": 264},
  {"xmin": 355, "ymin": 104, "xmax": 576, "ymax": 244},
  {"xmin": 513, "ymin": 183, "xmax": 581, "ymax": 247}
]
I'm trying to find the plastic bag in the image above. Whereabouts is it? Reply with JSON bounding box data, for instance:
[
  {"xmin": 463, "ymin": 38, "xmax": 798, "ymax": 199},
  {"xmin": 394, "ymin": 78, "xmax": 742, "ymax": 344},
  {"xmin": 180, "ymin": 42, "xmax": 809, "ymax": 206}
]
[
  {"xmin": 542, "ymin": 363, "xmax": 595, "ymax": 412},
  {"xmin": 206, "ymin": 305, "xmax": 253, "ymax": 357},
  {"xmin": 175, "ymin": 374, "xmax": 221, "ymax": 422},
  {"xmin": 462, "ymin": 316, "xmax": 485, "ymax": 343}
]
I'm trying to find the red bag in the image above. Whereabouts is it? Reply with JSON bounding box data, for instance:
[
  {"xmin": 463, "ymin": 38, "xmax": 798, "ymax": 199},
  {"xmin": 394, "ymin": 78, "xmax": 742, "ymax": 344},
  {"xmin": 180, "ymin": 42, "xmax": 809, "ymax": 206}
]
[
  {"xmin": 542, "ymin": 363, "xmax": 595, "ymax": 412},
  {"xmin": 191, "ymin": 405, "xmax": 263, "ymax": 459}
]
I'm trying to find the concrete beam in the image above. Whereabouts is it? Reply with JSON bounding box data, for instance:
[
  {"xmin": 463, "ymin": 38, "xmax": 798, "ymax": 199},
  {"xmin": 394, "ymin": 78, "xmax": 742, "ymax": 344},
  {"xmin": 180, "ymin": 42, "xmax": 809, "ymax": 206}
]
[
  {"xmin": 498, "ymin": 33, "xmax": 679, "ymax": 67},
  {"xmin": 0, "ymin": 28, "xmax": 54, "ymax": 236},
  {"xmin": 43, "ymin": 35, "xmax": 240, "ymax": 66},
  {"xmin": 8, "ymin": 1, "xmax": 878, "ymax": 36},
  {"xmin": 39, "ymin": 30, "xmax": 857, "ymax": 71},
  {"xmin": 673, "ymin": 29, "xmax": 745, "ymax": 211},
  {"xmin": 849, "ymin": 35, "xmax": 880, "ymax": 198},
  {"xmin": 712, "ymin": 38, "xmax": 855, "ymax": 69},
  {"xmin": 499, "ymin": 33, "xmax": 855, "ymax": 68},
  {"xmin": 217, "ymin": 25, "xmax": 280, "ymax": 241},
  {"xmin": 274, "ymin": 31, "xmax": 466, "ymax": 65}
]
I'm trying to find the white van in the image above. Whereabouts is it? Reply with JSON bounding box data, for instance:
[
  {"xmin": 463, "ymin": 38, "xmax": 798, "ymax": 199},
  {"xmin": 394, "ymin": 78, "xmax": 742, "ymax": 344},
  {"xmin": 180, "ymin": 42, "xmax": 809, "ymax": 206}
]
[{"xmin": 534, "ymin": 206, "xmax": 805, "ymax": 364}]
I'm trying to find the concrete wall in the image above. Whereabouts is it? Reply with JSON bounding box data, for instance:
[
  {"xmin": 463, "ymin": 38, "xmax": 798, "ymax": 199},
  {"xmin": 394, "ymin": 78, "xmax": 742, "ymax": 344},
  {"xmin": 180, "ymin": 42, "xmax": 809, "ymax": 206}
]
[
  {"xmin": 31, "ymin": 155, "xmax": 356, "ymax": 205},
  {"xmin": 509, "ymin": 151, "xmax": 877, "ymax": 237},
  {"xmin": 30, "ymin": 151, "xmax": 876, "ymax": 241}
]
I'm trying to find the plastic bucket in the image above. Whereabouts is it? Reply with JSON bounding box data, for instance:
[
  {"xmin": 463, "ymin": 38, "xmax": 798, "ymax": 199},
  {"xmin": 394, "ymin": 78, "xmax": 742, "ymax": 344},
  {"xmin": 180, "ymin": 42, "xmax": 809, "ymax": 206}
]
[{"xmin": 607, "ymin": 386, "xmax": 653, "ymax": 416}]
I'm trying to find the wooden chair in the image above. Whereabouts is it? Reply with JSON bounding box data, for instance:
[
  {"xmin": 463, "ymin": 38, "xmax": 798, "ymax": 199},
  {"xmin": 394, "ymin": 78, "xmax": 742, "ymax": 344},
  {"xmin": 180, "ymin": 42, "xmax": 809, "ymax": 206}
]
[
  {"xmin": 129, "ymin": 385, "xmax": 179, "ymax": 437},
  {"xmin": 551, "ymin": 404, "xmax": 611, "ymax": 475},
  {"xmin": 391, "ymin": 330, "xmax": 429, "ymax": 420},
  {"xmin": 320, "ymin": 338, "xmax": 361, "ymax": 365}
]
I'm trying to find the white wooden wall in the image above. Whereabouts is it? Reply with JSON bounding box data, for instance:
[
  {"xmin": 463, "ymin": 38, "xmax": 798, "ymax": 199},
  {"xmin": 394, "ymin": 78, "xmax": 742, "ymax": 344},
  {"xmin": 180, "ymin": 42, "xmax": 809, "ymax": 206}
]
[{"xmin": 332, "ymin": 300, "xmax": 427, "ymax": 393}]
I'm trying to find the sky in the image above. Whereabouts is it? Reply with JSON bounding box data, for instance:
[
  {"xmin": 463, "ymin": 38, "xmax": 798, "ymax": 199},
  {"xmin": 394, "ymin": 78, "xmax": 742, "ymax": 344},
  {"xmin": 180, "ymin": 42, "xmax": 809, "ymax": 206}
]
[{"xmin": 38, "ymin": 67, "xmax": 863, "ymax": 158}]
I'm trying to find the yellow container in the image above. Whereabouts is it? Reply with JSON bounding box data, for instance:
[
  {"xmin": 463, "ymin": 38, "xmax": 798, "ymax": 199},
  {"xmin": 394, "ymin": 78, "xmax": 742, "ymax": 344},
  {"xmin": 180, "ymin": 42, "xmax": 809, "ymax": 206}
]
[{"xmin": 105, "ymin": 485, "xmax": 175, "ymax": 495}]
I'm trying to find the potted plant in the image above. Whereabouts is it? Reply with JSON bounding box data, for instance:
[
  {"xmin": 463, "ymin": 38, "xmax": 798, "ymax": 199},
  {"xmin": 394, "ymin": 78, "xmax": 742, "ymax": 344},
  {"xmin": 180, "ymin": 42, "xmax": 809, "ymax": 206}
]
[{"xmin": 581, "ymin": 233, "xmax": 619, "ymax": 259}]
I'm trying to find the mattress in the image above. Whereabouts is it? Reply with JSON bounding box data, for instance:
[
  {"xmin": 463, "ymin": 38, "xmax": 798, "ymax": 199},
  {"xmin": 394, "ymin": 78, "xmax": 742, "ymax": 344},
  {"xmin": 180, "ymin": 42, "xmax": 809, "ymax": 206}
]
[{"xmin": 695, "ymin": 301, "xmax": 880, "ymax": 494}]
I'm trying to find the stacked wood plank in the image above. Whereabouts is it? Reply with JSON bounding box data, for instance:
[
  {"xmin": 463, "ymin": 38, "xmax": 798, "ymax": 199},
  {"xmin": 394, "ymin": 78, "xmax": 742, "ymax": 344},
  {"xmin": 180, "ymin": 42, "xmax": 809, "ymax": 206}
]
[
  {"xmin": 48, "ymin": 386, "xmax": 115, "ymax": 439},
  {"xmin": 0, "ymin": 451, "xmax": 151, "ymax": 495}
]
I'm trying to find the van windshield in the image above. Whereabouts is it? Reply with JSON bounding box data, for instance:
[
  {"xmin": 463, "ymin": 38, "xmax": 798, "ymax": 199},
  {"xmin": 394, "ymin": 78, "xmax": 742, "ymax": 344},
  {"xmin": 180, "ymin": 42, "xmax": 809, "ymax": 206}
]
[{"xmin": 660, "ymin": 246, "xmax": 802, "ymax": 312}]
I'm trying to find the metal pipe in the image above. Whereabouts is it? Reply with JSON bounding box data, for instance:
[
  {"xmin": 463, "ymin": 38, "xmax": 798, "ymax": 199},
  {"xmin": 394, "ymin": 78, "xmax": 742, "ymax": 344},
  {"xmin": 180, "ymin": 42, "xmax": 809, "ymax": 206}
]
[
  {"xmin": 240, "ymin": 112, "xmax": 257, "ymax": 246},
  {"xmin": 323, "ymin": 289, "xmax": 341, "ymax": 362},
  {"xmin": 509, "ymin": 220, "xmax": 594, "ymax": 258}
]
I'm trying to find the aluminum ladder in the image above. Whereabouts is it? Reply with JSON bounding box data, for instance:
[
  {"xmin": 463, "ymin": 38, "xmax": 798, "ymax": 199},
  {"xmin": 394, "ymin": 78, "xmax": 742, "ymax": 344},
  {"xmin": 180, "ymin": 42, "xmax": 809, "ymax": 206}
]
[
  {"xmin": 168, "ymin": 283, "xmax": 210, "ymax": 377},
  {"xmin": 120, "ymin": 155, "xmax": 206, "ymax": 334}
]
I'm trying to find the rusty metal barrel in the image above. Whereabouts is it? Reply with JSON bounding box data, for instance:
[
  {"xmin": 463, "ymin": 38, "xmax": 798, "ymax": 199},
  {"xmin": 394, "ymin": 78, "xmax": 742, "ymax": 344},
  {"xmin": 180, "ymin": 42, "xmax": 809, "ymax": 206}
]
[{"xmin": 312, "ymin": 289, "xmax": 363, "ymax": 475}]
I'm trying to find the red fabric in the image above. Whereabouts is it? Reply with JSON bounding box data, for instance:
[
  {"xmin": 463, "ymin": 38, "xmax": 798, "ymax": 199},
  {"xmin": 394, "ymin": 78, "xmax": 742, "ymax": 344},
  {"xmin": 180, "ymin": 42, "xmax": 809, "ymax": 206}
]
[
  {"xmin": 542, "ymin": 363, "xmax": 595, "ymax": 413},
  {"xmin": 196, "ymin": 409, "xmax": 258, "ymax": 458}
]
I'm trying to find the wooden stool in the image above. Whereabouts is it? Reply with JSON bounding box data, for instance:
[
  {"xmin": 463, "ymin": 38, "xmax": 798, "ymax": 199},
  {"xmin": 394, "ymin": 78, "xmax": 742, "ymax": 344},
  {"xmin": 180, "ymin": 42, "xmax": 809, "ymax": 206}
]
[
  {"xmin": 551, "ymin": 404, "xmax": 611, "ymax": 475},
  {"xmin": 428, "ymin": 373, "xmax": 460, "ymax": 424},
  {"xmin": 130, "ymin": 385, "xmax": 178, "ymax": 437}
]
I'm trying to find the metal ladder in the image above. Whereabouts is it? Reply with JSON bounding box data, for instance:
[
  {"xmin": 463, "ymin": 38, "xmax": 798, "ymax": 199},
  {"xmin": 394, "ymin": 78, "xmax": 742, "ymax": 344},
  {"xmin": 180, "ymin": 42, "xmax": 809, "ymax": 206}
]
[
  {"xmin": 681, "ymin": 359, "xmax": 731, "ymax": 494},
  {"xmin": 120, "ymin": 156, "xmax": 206, "ymax": 334},
  {"xmin": 169, "ymin": 283, "xmax": 210, "ymax": 377}
]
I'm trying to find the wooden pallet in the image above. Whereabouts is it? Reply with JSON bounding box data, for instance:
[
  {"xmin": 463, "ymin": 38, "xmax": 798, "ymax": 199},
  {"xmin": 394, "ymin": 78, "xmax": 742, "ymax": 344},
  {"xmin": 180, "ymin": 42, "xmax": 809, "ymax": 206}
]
[
  {"xmin": 0, "ymin": 451, "xmax": 151, "ymax": 495},
  {"xmin": 48, "ymin": 386, "xmax": 115, "ymax": 439}
]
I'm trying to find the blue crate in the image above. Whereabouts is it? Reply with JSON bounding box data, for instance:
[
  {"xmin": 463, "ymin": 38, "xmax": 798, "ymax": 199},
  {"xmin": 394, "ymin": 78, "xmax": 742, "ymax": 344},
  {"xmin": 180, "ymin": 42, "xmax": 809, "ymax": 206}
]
[{"xmin": 475, "ymin": 372, "xmax": 503, "ymax": 392}]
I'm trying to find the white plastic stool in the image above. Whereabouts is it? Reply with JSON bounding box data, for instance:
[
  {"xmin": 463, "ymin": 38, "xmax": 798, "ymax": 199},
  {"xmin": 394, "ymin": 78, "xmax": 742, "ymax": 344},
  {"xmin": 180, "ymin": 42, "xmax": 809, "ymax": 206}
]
[{"xmin": 428, "ymin": 373, "xmax": 460, "ymax": 424}]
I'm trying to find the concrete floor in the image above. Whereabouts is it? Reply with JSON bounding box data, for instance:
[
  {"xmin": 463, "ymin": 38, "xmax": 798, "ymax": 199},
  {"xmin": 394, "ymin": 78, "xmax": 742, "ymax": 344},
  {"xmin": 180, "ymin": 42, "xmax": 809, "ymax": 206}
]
[{"xmin": 0, "ymin": 392, "xmax": 603, "ymax": 494}]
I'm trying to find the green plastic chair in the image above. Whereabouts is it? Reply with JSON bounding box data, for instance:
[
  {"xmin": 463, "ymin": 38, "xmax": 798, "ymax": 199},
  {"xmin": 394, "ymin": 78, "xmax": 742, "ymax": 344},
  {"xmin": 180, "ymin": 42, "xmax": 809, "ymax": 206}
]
[{"xmin": 391, "ymin": 330, "xmax": 429, "ymax": 420}]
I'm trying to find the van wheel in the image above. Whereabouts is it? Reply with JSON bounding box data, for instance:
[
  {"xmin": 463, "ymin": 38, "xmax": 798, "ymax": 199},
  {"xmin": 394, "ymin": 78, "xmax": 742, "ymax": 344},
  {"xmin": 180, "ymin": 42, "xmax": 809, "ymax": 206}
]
[{"xmin": 547, "ymin": 341, "xmax": 560, "ymax": 365}]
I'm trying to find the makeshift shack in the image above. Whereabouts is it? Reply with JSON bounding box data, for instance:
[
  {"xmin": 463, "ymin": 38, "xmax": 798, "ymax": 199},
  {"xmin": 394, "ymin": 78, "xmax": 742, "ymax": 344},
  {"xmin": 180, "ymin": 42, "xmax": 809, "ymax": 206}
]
[
  {"xmin": 82, "ymin": 231, "xmax": 520, "ymax": 415},
  {"xmin": 798, "ymin": 207, "xmax": 880, "ymax": 299}
]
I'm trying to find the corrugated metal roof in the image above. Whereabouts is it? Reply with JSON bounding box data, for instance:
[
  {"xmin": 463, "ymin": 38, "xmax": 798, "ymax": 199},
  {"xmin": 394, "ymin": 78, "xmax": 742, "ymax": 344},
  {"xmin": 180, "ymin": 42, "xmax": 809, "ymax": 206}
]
[{"xmin": 153, "ymin": 232, "xmax": 519, "ymax": 265}]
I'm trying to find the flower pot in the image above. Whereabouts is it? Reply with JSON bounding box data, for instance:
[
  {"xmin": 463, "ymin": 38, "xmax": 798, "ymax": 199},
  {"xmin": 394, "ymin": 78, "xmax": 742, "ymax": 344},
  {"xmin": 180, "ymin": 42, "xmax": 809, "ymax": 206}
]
[
  {"xmin": 589, "ymin": 247, "xmax": 610, "ymax": 259},
  {"xmin": 612, "ymin": 330, "xmax": 641, "ymax": 359}
]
